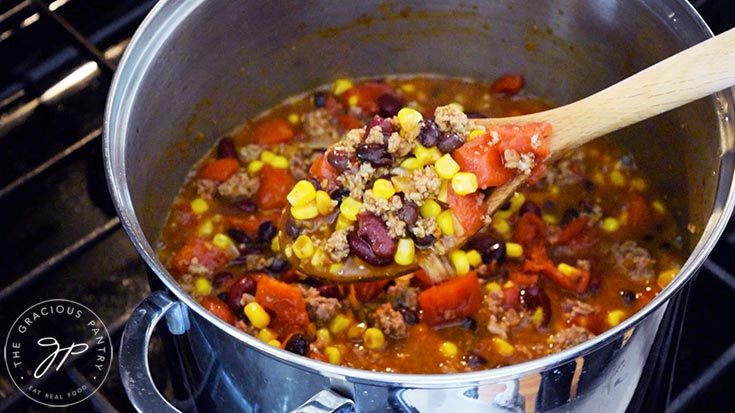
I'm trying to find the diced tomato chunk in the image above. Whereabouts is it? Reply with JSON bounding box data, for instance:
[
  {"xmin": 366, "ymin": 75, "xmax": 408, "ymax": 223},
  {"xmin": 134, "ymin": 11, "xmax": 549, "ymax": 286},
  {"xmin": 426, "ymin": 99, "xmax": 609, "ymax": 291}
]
[
  {"xmin": 447, "ymin": 185, "xmax": 485, "ymax": 235},
  {"xmin": 339, "ymin": 82, "xmax": 394, "ymax": 115},
  {"xmin": 172, "ymin": 237, "xmax": 230, "ymax": 274},
  {"xmin": 199, "ymin": 296, "xmax": 236, "ymax": 324},
  {"xmin": 223, "ymin": 211, "xmax": 281, "ymax": 235},
  {"xmin": 418, "ymin": 272, "xmax": 483, "ymax": 326},
  {"xmin": 490, "ymin": 74, "xmax": 525, "ymax": 95},
  {"xmin": 254, "ymin": 118, "xmax": 295, "ymax": 145},
  {"xmin": 198, "ymin": 158, "xmax": 240, "ymax": 182},
  {"xmin": 351, "ymin": 280, "xmax": 390, "ymax": 303},
  {"xmin": 256, "ymin": 276, "xmax": 309, "ymax": 328},
  {"xmin": 309, "ymin": 154, "xmax": 340, "ymax": 190},
  {"xmin": 255, "ymin": 165, "xmax": 296, "ymax": 210},
  {"xmin": 337, "ymin": 114, "xmax": 363, "ymax": 130},
  {"xmin": 453, "ymin": 135, "xmax": 515, "ymax": 188},
  {"xmin": 492, "ymin": 123, "xmax": 552, "ymax": 159}
]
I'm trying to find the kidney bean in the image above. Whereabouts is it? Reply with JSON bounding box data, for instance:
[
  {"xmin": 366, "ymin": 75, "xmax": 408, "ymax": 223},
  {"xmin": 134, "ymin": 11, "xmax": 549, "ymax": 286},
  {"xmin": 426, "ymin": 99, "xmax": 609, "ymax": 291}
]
[
  {"xmin": 397, "ymin": 201, "xmax": 419, "ymax": 226},
  {"xmin": 313, "ymin": 91, "xmax": 327, "ymax": 108},
  {"xmin": 232, "ymin": 198, "xmax": 257, "ymax": 213},
  {"xmin": 212, "ymin": 271, "xmax": 234, "ymax": 289},
  {"xmin": 355, "ymin": 143, "xmax": 392, "ymax": 167},
  {"xmin": 466, "ymin": 235, "xmax": 506, "ymax": 264},
  {"xmin": 366, "ymin": 115, "xmax": 395, "ymax": 136},
  {"xmin": 347, "ymin": 227, "xmax": 395, "ymax": 267},
  {"xmin": 464, "ymin": 353, "xmax": 488, "ymax": 368},
  {"xmin": 519, "ymin": 201, "xmax": 542, "ymax": 217},
  {"xmin": 217, "ymin": 137, "xmax": 238, "ymax": 159},
  {"xmin": 418, "ymin": 119, "xmax": 441, "ymax": 147},
  {"xmin": 357, "ymin": 212, "xmax": 397, "ymax": 257},
  {"xmin": 377, "ymin": 94, "xmax": 404, "ymax": 117},
  {"xmin": 397, "ymin": 307, "xmax": 419, "ymax": 326},
  {"xmin": 327, "ymin": 148, "xmax": 355, "ymax": 172},
  {"xmin": 316, "ymin": 283, "xmax": 342, "ymax": 299},
  {"xmin": 284, "ymin": 333, "xmax": 310, "ymax": 356},
  {"xmin": 437, "ymin": 132, "xmax": 465, "ymax": 153},
  {"xmin": 257, "ymin": 221, "xmax": 278, "ymax": 243},
  {"xmin": 226, "ymin": 275, "xmax": 257, "ymax": 312},
  {"xmin": 520, "ymin": 285, "xmax": 551, "ymax": 327}
]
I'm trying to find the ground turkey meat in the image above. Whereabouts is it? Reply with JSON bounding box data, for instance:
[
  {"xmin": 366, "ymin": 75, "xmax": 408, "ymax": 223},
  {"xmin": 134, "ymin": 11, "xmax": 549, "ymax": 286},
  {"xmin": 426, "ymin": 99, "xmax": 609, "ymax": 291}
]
[
  {"xmin": 393, "ymin": 167, "xmax": 441, "ymax": 206},
  {"xmin": 218, "ymin": 169, "xmax": 260, "ymax": 199},
  {"xmin": 302, "ymin": 287, "xmax": 343, "ymax": 327},
  {"xmin": 611, "ymin": 240, "xmax": 656, "ymax": 281},
  {"xmin": 302, "ymin": 109, "xmax": 340, "ymax": 144},
  {"xmin": 562, "ymin": 298, "xmax": 596, "ymax": 318},
  {"xmin": 484, "ymin": 289, "xmax": 522, "ymax": 339},
  {"xmin": 289, "ymin": 149, "xmax": 323, "ymax": 181},
  {"xmin": 550, "ymin": 326, "xmax": 595, "ymax": 351},
  {"xmin": 324, "ymin": 229, "xmax": 351, "ymax": 262},
  {"xmin": 386, "ymin": 283, "xmax": 419, "ymax": 310},
  {"xmin": 196, "ymin": 179, "xmax": 217, "ymax": 200},
  {"xmin": 433, "ymin": 105, "xmax": 469, "ymax": 134},
  {"xmin": 374, "ymin": 303, "xmax": 408, "ymax": 338}
]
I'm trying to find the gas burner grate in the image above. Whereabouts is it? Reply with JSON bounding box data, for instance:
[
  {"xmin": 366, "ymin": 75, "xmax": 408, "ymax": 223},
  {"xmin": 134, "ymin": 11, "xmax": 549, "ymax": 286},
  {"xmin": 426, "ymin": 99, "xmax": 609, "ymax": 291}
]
[{"xmin": 0, "ymin": 1, "xmax": 733, "ymax": 412}]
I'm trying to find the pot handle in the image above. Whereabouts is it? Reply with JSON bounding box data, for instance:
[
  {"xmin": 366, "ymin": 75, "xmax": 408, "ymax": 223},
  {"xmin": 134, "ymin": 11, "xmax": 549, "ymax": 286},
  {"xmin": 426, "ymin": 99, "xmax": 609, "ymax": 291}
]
[
  {"xmin": 119, "ymin": 291, "xmax": 184, "ymax": 413},
  {"xmin": 290, "ymin": 389, "xmax": 355, "ymax": 413}
]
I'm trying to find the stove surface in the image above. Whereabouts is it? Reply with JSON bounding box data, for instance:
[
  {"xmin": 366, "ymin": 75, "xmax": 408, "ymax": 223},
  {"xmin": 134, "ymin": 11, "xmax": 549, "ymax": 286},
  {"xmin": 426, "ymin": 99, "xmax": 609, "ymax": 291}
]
[{"xmin": 0, "ymin": 1, "xmax": 733, "ymax": 412}]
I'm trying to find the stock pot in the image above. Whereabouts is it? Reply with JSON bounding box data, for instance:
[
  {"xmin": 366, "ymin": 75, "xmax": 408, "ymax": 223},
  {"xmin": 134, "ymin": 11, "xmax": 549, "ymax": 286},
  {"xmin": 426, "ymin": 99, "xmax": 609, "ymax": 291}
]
[{"xmin": 104, "ymin": 1, "xmax": 735, "ymax": 412}]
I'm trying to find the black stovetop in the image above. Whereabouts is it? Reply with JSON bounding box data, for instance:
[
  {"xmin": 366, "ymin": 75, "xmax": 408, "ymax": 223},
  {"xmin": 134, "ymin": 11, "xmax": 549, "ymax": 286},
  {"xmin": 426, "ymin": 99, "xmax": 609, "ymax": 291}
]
[{"xmin": 0, "ymin": 1, "xmax": 733, "ymax": 412}]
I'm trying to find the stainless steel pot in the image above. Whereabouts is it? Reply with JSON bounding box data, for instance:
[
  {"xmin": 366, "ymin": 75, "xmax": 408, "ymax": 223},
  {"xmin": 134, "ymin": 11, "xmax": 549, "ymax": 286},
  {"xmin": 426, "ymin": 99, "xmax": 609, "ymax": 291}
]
[{"xmin": 104, "ymin": 1, "xmax": 735, "ymax": 412}]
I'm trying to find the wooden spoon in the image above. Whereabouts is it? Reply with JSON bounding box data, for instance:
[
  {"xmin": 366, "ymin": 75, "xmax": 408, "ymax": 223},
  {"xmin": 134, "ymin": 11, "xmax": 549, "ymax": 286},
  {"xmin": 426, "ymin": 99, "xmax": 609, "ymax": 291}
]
[{"xmin": 282, "ymin": 27, "xmax": 735, "ymax": 283}]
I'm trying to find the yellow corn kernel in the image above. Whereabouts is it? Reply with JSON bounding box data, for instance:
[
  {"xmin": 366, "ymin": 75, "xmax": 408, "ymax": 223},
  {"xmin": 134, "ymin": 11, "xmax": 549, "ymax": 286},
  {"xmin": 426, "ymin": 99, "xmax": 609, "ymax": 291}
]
[
  {"xmin": 329, "ymin": 314, "xmax": 352, "ymax": 335},
  {"xmin": 557, "ymin": 263, "xmax": 581, "ymax": 280},
  {"xmin": 466, "ymin": 249, "xmax": 483, "ymax": 267},
  {"xmin": 452, "ymin": 170, "xmax": 479, "ymax": 194},
  {"xmin": 311, "ymin": 248, "xmax": 328, "ymax": 267},
  {"xmin": 283, "ymin": 244, "xmax": 293, "ymax": 258},
  {"xmin": 315, "ymin": 190, "xmax": 336, "ymax": 215},
  {"xmin": 495, "ymin": 192, "xmax": 526, "ymax": 220},
  {"xmin": 450, "ymin": 250, "xmax": 470, "ymax": 275},
  {"xmin": 270, "ymin": 235, "xmax": 280, "ymax": 252},
  {"xmin": 244, "ymin": 302, "xmax": 270, "ymax": 329},
  {"xmin": 193, "ymin": 277, "xmax": 212, "ymax": 295},
  {"xmin": 630, "ymin": 177, "xmax": 647, "ymax": 192},
  {"xmin": 190, "ymin": 198, "xmax": 209, "ymax": 215},
  {"xmin": 437, "ymin": 210, "xmax": 455, "ymax": 235},
  {"xmin": 347, "ymin": 322, "xmax": 367, "ymax": 340},
  {"xmin": 620, "ymin": 211, "xmax": 629, "ymax": 225},
  {"xmin": 484, "ymin": 281, "xmax": 501, "ymax": 292},
  {"xmin": 468, "ymin": 129, "xmax": 485, "ymax": 141},
  {"xmin": 413, "ymin": 143, "xmax": 442, "ymax": 166},
  {"xmin": 400, "ymin": 83, "xmax": 416, "ymax": 93},
  {"xmin": 503, "ymin": 280, "xmax": 515, "ymax": 289},
  {"xmin": 439, "ymin": 341, "xmax": 458, "ymax": 358},
  {"xmin": 394, "ymin": 238, "xmax": 416, "ymax": 266},
  {"xmin": 316, "ymin": 327, "xmax": 331, "ymax": 343},
  {"xmin": 492, "ymin": 217, "xmax": 511, "ymax": 236},
  {"xmin": 257, "ymin": 328, "xmax": 278, "ymax": 343},
  {"xmin": 652, "ymin": 200, "xmax": 666, "ymax": 214},
  {"xmin": 610, "ymin": 170, "xmax": 626, "ymax": 187},
  {"xmin": 493, "ymin": 337, "xmax": 515, "ymax": 356},
  {"xmin": 325, "ymin": 346, "xmax": 342, "ymax": 364},
  {"xmin": 434, "ymin": 154, "xmax": 461, "ymax": 180},
  {"xmin": 268, "ymin": 339, "xmax": 282, "ymax": 348},
  {"xmin": 437, "ymin": 179, "xmax": 449, "ymax": 203},
  {"xmin": 363, "ymin": 327, "xmax": 385, "ymax": 350},
  {"xmin": 270, "ymin": 155, "xmax": 289, "ymax": 169},
  {"xmin": 592, "ymin": 171, "xmax": 605, "ymax": 185},
  {"xmin": 340, "ymin": 197, "xmax": 362, "ymax": 221},
  {"xmin": 657, "ymin": 268, "xmax": 679, "ymax": 288},
  {"xmin": 347, "ymin": 94, "xmax": 359, "ymax": 107},
  {"xmin": 550, "ymin": 185, "xmax": 560, "ymax": 196},
  {"xmin": 291, "ymin": 201, "xmax": 319, "ymax": 220},
  {"xmin": 400, "ymin": 157, "xmax": 422, "ymax": 170},
  {"xmin": 531, "ymin": 307, "xmax": 544, "ymax": 325},
  {"xmin": 212, "ymin": 233, "xmax": 235, "ymax": 251},
  {"xmin": 293, "ymin": 234, "xmax": 315, "ymax": 259},
  {"xmin": 420, "ymin": 199, "xmax": 442, "ymax": 218},
  {"xmin": 335, "ymin": 214, "xmax": 353, "ymax": 230},
  {"xmin": 247, "ymin": 159, "xmax": 265, "ymax": 175},
  {"xmin": 606, "ymin": 309, "xmax": 626, "ymax": 327},
  {"xmin": 397, "ymin": 107, "xmax": 423, "ymax": 135},
  {"xmin": 288, "ymin": 113, "xmax": 300, "ymax": 125},
  {"xmin": 333, "ymin": 78, "xmax": 353, "ymax": 95},
  {"xmin": 372, "ymin": 179, "xmax": 396, "ymax": 200},
  {"xmin": 329, "ymin": 262, "xmax": 344, "ymax": 274},
  {"xmin": 542, "ymin": 213, "xmax": 558, "ymax": 224},
  {"xmin": 505, "ymin": 242, "xmax": 524, "ymax": 258},
  {"xmin": 601, "ymin": 217, "xmax": 620, "ymax": 232},
  {"xmin": 198, "ymin": 220, "xmax": 214, "ymax": 236},
  {"xmin": 287, "ymin": 180, "xmax": 317, "ymax": 207},
  {"xmin": 259, "ymin": 150, "xmax": 277, "ymax": 164}
]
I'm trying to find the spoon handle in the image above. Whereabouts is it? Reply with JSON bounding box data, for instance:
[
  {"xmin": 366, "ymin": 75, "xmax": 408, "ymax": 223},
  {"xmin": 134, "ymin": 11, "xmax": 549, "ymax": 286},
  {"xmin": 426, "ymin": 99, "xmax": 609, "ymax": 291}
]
[{"xmin": 485, "ymin": 26, "xmax": 735, "ymax": 154}]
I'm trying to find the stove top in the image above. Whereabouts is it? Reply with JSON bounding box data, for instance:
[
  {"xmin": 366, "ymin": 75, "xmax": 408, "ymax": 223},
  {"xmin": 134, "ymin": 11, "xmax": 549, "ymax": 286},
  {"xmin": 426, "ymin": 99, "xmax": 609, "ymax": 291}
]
[{"xmin": 0, "ymin": 1, "xmax": 733, "ymax": 412}]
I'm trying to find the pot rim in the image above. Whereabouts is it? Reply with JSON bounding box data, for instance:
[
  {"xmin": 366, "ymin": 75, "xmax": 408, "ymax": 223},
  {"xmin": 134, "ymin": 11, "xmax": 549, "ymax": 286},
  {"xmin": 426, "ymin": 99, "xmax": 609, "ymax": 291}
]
[{"xmin": 103, "ymin": 0, "xmax": 735, "ymax": 386}]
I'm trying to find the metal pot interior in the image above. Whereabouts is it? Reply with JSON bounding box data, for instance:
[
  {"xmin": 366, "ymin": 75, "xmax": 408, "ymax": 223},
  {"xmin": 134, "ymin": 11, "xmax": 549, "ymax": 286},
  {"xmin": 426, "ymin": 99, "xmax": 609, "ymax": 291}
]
[{"xmin": 105, "ymin": 0, "xmax": 734, "ymax": 379}]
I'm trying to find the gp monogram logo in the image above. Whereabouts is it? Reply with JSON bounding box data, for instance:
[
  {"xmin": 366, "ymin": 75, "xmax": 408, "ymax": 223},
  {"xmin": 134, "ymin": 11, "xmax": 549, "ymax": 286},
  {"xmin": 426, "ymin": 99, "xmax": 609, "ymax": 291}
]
[{"xmin": 4, "ymin": 299, "xmax": 112, "ymax": 407}]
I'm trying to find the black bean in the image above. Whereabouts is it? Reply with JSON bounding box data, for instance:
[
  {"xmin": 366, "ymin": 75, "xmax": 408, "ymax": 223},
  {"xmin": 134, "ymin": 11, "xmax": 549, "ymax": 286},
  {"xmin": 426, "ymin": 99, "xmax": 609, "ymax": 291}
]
[
  {"xmin": 397, "ymin": 307, "xmax": 419, "ymax": 326},
  {"xmin": 412, "ymin": 234, "xmax": 436, "ymax": 247},
  {"xmin": 460, "ymin": 317, "xmax": 478, "ymax": 331},
  {"xmin": 226, "ymin": 275, "xmax": 257, "ymax": 312},
  {"xmin": 355, "ymin": 143, "xmax": 392, "ymax": 167},
  {"xmin": 212, "ymin": 271, "xmax": 234, "ymax": 289},
  {"xmin": 377, "ymin": 94, "xmax": 404, "ymax": 117},
  {"xmin": 621, "ymin": 290, "xmax": 637, "ymax": 305},
  {"xmin": 313, "ymin": 91, "xmax": 327, "ymax": 108},
  {"xmin": 267, "ymin": 257, "xmax": 290, "ymax": 274},
  {"xmin": 329, "ymin": 187, "xmax": 350, "ymax": 201},
  {"xmin": 226, "ymin": 228, "xmax": 250, "ymax": 245},
  {"xmin": 520, "ymin": 285, "xmax": 551, "ymax": 327},
  {"xmin": 232, "ymin": 198, "xmax": 257, "ymax": 213},
  {"xmin": 217, "ymin": 292, "xmax": 229, "ymax": 303},
  {"xmin": 464, "ymin": 353, "xmax": 488, "ymax": 368},
  {"xmin": 217, "ymin": 137, "xmax": 238, "ymax": 159},
  {"xmin": 561, "ymin": 208, "xmax": 580, "ymax": 227},
  {"xmin": 466, "ymin": 235, "xmax": 506, "ymax": 264},
  {"xmin": 397, "ymin": 201, "xmax": 419, "ymax": 226},
  {"xmin": 306, "ymin": 177, "xmax": 322, "ymax": 191},
  {"xmin": 465, "ymin": 111, "xmax": 487, "ymax": 119},
  {"xmin": 519, "ymin": 201, "xmax": 542, "ymax": 217},
  {"xmin": 437, "ymin": 132, "xmax": 465, "ymax": 153},
  {"xmin": 583, "ymin": 180, "xmax": 596, "ymax": 192},
  {"xmin": 284, "ymin": 333, "xmax": 310, "ymax": 356},
  {"xmin": 257, "ymin": 221, "xmax": 278, "ymax": 243},
  {"xmin": 418, "ymin": 119, "xmax": 441, "ymax": 147},
  {"xmin": 327, "ymin": 148, "xmax": 355, "ymax": 172},
  {"xmin": 284, "ymin": 218, "xmax": 302, "ymax": 238}
]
